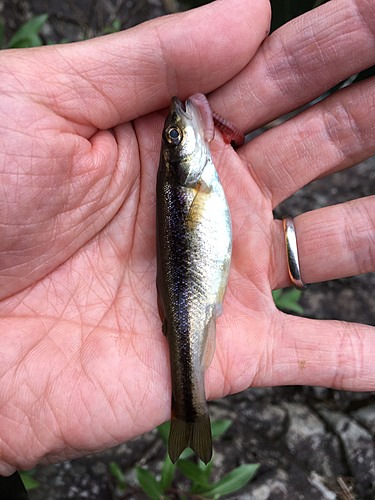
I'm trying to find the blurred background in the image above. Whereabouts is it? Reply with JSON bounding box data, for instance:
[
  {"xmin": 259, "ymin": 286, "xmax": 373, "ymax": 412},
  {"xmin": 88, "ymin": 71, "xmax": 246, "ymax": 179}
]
[{"xmin": 1, "ymin": 0, "xmax": 374, "ymax": 498}]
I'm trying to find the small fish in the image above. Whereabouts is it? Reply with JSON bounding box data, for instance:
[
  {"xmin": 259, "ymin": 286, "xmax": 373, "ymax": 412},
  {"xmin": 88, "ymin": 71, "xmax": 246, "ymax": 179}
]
[{"xmin": 156, "ymin": 94, "xmax": 238, "ymax": 464}]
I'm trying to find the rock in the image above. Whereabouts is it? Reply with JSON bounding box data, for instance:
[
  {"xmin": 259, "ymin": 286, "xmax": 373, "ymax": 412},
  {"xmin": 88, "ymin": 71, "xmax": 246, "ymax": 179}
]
[
  {"xmin": 319, "ymin": 409, "xmax": 375, "ymax": 498},
  {"xmin": 309, "ymin": 471, "xmax": 337, "ymax": 500},
  {"xmin": 283, "ymin": 403, "xmax": 345, "ymax": 478},
  {"xmin": 311, "ymin": 387, "xmax": 331, "ymax": 401},
  {"xmin": 237, "ymin": 467, "xmax": 325, "ymax": 500},
  {"xmin": 240, "ymin": 400, "xmax": 287, "ymax": 440},
  {"xmin": 352, "ymin": 403, "xmax": 375, "ymax": 435}
]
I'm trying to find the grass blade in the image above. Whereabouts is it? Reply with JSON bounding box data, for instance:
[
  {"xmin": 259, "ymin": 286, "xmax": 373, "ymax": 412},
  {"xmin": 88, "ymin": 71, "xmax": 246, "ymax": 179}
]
[
  {"xmin": 109, "ymin": 461, "xmax": 126, "ymax": 492},
  {"xmin": 7, "ymin": 14, "xmax": 48, "ymax": 48}
]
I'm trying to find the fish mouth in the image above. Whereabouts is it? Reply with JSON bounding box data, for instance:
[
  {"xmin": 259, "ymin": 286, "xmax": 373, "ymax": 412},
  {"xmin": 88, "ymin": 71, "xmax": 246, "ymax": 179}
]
[
  {"xmin": 170, "ymin": 96, "xmax": 187, "ymax": 116},
  {"xmin": 168, "ymin": 97, "xmax": 206, "ymax": 148}
]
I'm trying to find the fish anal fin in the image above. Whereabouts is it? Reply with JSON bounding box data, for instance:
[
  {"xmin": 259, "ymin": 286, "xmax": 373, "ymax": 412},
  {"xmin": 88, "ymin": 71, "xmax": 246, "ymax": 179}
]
[
  {"xmin": 157, "ymin": 291, "xmax": 165, "ymax": 323},
  {"xmin": 157, "ymin": 292, "xmax": 168, "ymax": 337},
  {"xmin": 168, "ymin": 414, "xmax": 212, "ymax": 465},
  {"xmin": 202, "ymin": 316, "xmax": 216, "ymax": 371},
  {"xmin": 201, "ymin": 303, "xmax": 223, "ymax": 371}
]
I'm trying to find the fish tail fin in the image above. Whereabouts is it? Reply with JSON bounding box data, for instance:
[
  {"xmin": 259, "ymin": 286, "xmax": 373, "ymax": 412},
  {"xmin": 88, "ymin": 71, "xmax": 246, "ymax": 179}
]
[{"xmin": 168, "ymin": 413, "xmax": 212, "ymax": 465}]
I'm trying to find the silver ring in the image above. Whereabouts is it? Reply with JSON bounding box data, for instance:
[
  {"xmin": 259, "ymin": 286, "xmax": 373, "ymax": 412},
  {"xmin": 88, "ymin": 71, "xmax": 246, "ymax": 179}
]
[{"xmin": 282, "ymin": 215, "xmax": 310, "ymax": 291}]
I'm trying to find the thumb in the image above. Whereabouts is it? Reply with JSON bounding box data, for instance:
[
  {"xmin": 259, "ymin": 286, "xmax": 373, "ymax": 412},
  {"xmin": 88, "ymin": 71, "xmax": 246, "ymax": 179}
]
[{"xmin": 2, "ymin": 0, "xmax": 270, "ymax": 129}]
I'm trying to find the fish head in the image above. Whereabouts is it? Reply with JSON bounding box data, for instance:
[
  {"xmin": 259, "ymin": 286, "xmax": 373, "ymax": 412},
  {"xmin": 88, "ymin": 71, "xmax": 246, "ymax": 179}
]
[{"xmin": 161, "ymin": 97, "xmax": 210, "ymax": 186}]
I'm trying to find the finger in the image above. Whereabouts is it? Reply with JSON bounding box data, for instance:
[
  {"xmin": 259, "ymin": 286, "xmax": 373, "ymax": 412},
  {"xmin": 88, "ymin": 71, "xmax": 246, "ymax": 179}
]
[
  {"xmin": 1, "ymin": 0, "xmax": 270, "ymax": 130},
  {"xmin": 206, "ymin": 310, "xmax": 375, "ymax": 401},
  {"xmin": 270, "ymin": 196, "xmax": 375, "ymax": 290},
  {"xmin": 258, "ymin": 314, "xmax": 375, "ymax": 391},
  {"xmin": 242, "ymin": 76, "xmax": 375, "ymax": 207},
  {"xmin": 209, "ymin": 0, "xmax": 375, "ymax": 131}
]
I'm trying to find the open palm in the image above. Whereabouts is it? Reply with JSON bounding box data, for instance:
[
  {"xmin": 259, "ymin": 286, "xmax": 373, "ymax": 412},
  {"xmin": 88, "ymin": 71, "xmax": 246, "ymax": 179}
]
[{"xmin": 1, "ymin": 0, "xmax": 375, "ymax": 475}]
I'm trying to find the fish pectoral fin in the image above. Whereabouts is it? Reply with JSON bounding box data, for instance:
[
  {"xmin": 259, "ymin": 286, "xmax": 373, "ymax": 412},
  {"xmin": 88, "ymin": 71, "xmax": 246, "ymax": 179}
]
[
  {"xmin": 168, "ymin": 414, "xmax": 212, "ymax": 465},
  {"xmin": 186, "ymin": 180, "xmax": 211, "ymax": 223}
]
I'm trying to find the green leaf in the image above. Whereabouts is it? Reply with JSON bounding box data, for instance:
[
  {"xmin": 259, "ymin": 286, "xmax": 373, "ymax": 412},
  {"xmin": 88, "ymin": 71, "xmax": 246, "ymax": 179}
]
[
  {"xmin": 109, "ymin": 461, "xmax": 126, "ymax": 492},
  {"xmin": 157, "ymin": 421, "xmax": 170, "ymax": 446},
  {"xmin": 272, "ymin": 288, "xmax": 304, "ymax": 314},
  {"xmin": 211, "ymin": 420, "xmax": 232, "ymax": 440},
  {"xmin": 7, "ymin": 14, "xmax": 48, "ymax": 49},
  {"xmin": 160, "ymin": 455, "xmax": 175, "ymax": 491},
  {"xmin": 198, "ymin": 458, "xmax": 213, "ymax": 481},
  {"xmin": 19, "ymin": 472, "xmax": 40, "ymax": 490},
  {"xmin": 189, "ymin": 460, "xmax": 214, "ymax": 495},
  {"xmin": 0, "ymin": 17, "xmax": 4, "ymax": 49},
  {"xmin": 179, "ymin": 447, "xmax": 195, "ymax": 459},
  {"xmin": 136, "ymin": 466, "xmax": 163, "ymax": 500},
  {"xmin": 194, "ymin": 463, "xmax": 260, "ymax": 498},
  {"xmin": 176, "ymin": 460, "xmax": 210, "ymax": 486}
]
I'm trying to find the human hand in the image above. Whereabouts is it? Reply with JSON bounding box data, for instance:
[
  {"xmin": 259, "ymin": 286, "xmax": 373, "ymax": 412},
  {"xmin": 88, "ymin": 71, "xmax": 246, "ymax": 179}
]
[{"xmin": 0, "ymin": 0, "xmax": 374, "ymax": 475}]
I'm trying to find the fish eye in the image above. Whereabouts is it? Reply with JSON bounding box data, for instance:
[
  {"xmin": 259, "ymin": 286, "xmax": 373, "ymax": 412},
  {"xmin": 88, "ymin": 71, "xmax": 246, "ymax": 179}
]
[{"xmin": 165, "ymin": 125, "xmax": 182, "ymax": 146}]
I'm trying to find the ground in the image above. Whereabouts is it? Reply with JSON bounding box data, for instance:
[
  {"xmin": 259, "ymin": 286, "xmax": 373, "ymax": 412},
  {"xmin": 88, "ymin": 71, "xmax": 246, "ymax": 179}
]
[{"xmin": 1, "ymin": 1, "xmax": 374, "ymax": 499}]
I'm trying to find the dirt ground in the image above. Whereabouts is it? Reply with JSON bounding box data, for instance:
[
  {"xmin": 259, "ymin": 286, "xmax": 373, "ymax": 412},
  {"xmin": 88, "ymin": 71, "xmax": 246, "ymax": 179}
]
[{"xmin": 1, "ymin": 1, "xmax": 374, "ymax": 499}]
